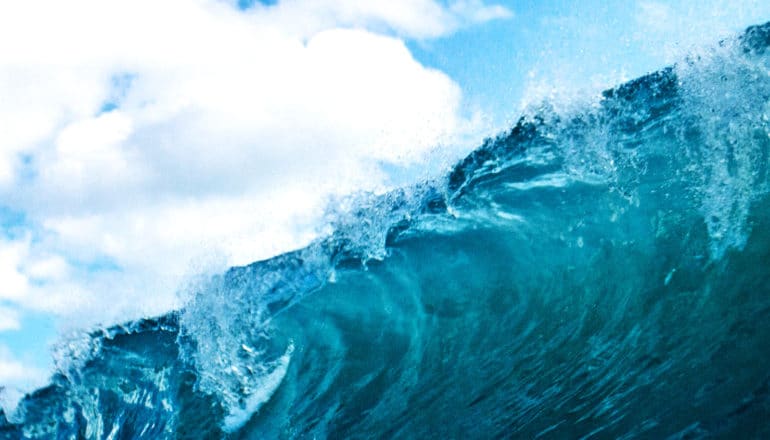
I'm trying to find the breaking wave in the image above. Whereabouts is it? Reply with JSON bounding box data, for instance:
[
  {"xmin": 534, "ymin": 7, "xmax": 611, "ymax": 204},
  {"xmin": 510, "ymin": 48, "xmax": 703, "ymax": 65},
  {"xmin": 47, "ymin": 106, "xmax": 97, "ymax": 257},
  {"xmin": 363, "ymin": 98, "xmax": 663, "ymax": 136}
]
[{"xmin": 4, "ymin": 21, "xmax": 770, "ymax": 440}]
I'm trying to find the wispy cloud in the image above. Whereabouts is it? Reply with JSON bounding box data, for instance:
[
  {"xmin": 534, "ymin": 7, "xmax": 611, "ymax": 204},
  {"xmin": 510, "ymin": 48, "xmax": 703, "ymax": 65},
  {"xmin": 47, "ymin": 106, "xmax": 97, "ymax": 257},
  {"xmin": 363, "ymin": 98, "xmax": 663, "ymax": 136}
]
[{"xmin": 239, "ymin": 0, "xmax": 512, "ymax": 40}]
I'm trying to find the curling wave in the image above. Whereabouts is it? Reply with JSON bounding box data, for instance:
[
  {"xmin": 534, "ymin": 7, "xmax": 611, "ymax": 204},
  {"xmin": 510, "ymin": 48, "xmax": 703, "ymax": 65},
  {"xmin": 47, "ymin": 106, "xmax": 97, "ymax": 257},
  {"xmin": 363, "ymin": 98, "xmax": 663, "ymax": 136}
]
[{"xmin": 4, "ymin": 21, "xmax": 770, "ymax": 440}]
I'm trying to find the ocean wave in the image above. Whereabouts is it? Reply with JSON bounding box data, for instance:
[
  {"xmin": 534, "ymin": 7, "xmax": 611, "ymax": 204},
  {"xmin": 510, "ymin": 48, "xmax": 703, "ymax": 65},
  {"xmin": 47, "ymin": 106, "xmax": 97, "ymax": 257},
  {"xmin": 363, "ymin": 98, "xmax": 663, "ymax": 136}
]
[{"xmin": 3, "ymin": 20, "xmax": 770, "ymax": 440}]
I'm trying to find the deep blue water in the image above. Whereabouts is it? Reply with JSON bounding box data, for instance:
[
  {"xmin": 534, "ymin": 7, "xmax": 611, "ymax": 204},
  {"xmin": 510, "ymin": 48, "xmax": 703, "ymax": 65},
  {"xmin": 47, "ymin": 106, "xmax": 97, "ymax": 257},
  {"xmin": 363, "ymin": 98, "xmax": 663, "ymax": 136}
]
[{"xmin": 4, "ymin": 21, "xmax": 770, "ymax": 440}]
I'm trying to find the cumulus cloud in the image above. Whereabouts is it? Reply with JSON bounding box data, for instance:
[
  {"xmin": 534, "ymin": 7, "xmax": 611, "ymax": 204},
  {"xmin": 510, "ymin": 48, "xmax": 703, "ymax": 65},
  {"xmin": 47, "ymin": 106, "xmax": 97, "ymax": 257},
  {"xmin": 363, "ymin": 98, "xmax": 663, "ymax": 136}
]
[{"xmin": 0, "ymin": 0, "xmax": 510, "ymax": 332}]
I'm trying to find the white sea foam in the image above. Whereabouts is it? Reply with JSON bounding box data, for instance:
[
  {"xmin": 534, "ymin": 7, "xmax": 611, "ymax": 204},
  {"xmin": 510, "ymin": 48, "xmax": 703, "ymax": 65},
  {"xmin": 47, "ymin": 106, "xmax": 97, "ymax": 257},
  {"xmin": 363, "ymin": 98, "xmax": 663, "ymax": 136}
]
[{"xmin": 222, "ymin": 342, "xmax": 294, "ymax": 432}]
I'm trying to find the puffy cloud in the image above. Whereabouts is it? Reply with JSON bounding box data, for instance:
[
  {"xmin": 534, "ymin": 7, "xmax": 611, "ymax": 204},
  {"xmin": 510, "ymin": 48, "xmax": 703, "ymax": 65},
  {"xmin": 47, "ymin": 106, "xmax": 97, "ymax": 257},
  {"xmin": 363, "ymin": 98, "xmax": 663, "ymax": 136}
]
[{"xmin": 0, "ymin": 0, "xmax": 510, "ymax": 330}]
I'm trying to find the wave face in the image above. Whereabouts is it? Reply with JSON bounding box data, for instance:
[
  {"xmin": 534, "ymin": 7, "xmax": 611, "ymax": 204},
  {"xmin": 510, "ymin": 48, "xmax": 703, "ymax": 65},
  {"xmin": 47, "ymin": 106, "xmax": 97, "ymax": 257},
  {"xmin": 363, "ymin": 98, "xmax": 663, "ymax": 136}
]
[{"xmin": 4, "ymin": 22, "xmax": 770, "ymax": 440}]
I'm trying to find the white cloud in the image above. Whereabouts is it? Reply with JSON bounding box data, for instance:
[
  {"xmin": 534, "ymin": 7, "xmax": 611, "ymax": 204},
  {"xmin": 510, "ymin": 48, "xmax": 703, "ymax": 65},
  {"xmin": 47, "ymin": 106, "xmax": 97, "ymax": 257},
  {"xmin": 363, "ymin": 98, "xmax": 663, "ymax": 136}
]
[
  {"xmin": 42, "ymin": 112, "xmax": 140, "ymax": 198},
  {"xmin": 0, "ymin": 240, "xmax": 29, "ymax": 302},
  {"xmin": 0, "ymin": 307, "xmax": 21, "ymax": 332},
  {"xmin": 0, "ymin": 354, "xmax": 41, "ymax": 384},
  {"xmin": 449, "ymin": 0, "xmax": 513, "ymax": 24},
  {"xmin": 0, "ymin": 344, "xmax": 50, "ymax": 417},
  {"xmin": 243, "ymin": 0, "xmax": 512, "ymax": 40},
  {"xmin": 0, "ymin": 0, "xmax": 510, "ymax": 332}
]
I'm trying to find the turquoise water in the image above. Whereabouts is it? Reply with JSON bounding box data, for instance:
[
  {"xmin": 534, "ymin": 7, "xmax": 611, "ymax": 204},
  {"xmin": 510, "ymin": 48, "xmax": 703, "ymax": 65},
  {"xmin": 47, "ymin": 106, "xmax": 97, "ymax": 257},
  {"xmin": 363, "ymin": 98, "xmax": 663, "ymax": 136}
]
[{"xmin": 3, "ymin": 21, "xmax": 770, "ymax": 440}]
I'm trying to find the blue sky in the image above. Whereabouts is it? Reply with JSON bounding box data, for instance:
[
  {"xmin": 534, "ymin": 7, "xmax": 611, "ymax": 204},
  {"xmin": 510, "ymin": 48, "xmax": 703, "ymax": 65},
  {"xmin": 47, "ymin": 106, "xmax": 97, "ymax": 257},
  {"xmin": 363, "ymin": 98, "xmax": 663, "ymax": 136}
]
[
  {"xmin": 411, "ymin": 0, "xmax": 770, "ymax": 126},
  {"xmin": 1, "ymin": 0, "xmax": 769, "ymax": 410}
]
